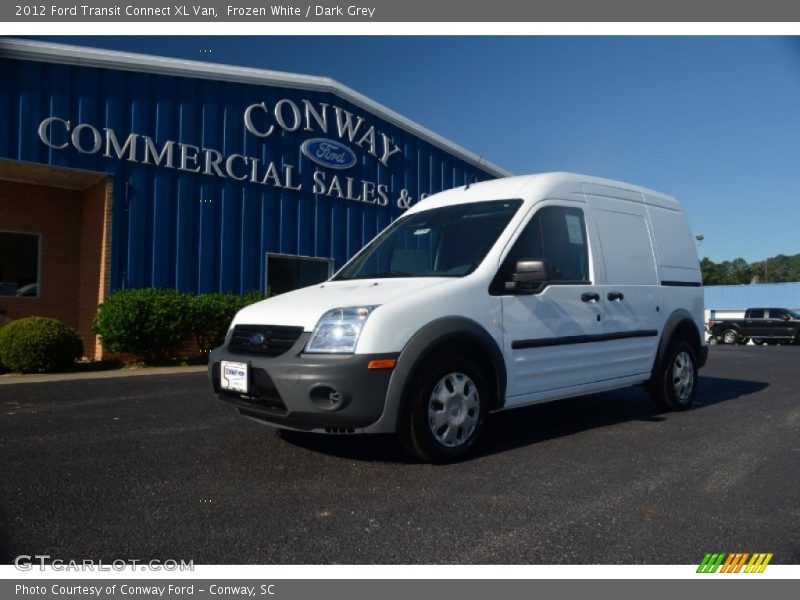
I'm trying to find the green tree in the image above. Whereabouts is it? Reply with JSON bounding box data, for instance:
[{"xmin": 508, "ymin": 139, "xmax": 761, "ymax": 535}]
[{"xmin": 700, "ymin": 253, "xmax": 800, "ymax": 285}]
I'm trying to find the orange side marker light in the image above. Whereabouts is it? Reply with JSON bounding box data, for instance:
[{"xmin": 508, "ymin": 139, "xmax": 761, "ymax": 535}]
[{"xmin": 367, "ymin": 358, "xmax": 397, "ymax": 370}]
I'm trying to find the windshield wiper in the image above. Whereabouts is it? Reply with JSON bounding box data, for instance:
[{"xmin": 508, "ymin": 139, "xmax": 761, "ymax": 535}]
[{"xmin": 366, "ymin": 271, "xmax": 411, "ymax": 279}]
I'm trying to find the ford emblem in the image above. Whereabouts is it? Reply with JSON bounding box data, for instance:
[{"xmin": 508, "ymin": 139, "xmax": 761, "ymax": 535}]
[
  {"xmin": 250, "ymin": 333, "xmax": 266, "ymax": 345},
  {"xmin": 301, "ymin": 138, "xmax": 357, "ymax": 170}
]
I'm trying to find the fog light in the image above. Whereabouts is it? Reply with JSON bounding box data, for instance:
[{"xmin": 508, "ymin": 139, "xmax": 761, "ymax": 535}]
[{"xmin": 309, "ymin": 385, "xmax": 347, "ymax": 411}]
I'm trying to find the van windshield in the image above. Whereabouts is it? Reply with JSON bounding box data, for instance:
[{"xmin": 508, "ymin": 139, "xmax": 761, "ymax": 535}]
[{"xmin": 334, "ymin": 200, "xmax": 522, "ymax": 281}]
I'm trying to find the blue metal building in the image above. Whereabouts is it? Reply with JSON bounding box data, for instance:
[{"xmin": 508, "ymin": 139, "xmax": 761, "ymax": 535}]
[
  {"xmin": 0, "ymin": 38, "xmax": 508, "ymax": 356},
  {"xmin": 705, "ymin": 282, "xmax": 800, "ymax": 313}
]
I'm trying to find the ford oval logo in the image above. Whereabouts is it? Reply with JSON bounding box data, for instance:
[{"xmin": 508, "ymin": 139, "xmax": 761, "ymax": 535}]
[
  {"xmin": 250, "ymin": 333, "xmax": 266, "ymax": 345},
  {"xmin": 301, "ymin": 138, "xmax": 357, "ymax": 170}
]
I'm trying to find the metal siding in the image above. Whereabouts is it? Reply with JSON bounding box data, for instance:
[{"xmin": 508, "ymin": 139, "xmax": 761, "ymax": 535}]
[
  {"xmin": 0, "ymin": 57, "xmax": 502, "ymax": 296},
  {"xmin": 704, "ymin": 283, "xmax": 800, "ymax": 310},
  {"xmin": 17, "ymin": 60, "xmax": 41, "ymax": 161},
  {"xmin": 0, "ymin": 60, "xmax": 11, "ymax": 157}
]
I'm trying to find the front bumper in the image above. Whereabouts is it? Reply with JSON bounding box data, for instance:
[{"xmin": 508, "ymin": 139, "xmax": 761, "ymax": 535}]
[{"xmin": 209, "ymin": 332, "xmax": 397, "ymax": 432}]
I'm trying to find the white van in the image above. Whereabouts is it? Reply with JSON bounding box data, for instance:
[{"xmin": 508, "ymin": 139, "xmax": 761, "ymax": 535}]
[{"xmin": 210, "ymin": 173, "xmax": 707, "ymax": 462}]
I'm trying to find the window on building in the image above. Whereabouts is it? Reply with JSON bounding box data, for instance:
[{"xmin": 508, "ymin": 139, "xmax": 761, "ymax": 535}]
[
  {"xmin": 0, "ymin": 232, "xmax": 39, "ymax": 297},
  {"xmin": 266, "ymin": 254, "xmax": 333, "ymax": 296},
  {"xmin": 502, "ymin": 205, "xmax": 590, "ymax": 283}
]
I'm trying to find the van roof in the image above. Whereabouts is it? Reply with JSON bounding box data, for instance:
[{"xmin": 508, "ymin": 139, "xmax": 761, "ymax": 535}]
[{"xmin": 407, "ymin": 172, "xmax": 682, "ymax": 213}]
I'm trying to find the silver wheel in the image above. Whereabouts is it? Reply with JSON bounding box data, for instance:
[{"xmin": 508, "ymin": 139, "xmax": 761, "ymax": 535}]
[
  {"xmin": 722, "ymin": 329, "xmax": 738, "ymax": 344},
  {"xmin": 672, "ymin": 351, "xmax": 695, "ymax": 402},
  {"xmin": 427, "ymin": 372, "xmax": 480, "ymax": 448}
]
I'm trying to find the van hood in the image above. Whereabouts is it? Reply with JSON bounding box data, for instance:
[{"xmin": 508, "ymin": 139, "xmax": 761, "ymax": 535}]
[{"xmin": 232, "ymin": 278, "xmax": 453, "ymax": 330}]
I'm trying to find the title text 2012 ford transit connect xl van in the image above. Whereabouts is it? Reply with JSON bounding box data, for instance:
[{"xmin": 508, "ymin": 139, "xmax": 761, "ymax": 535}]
[{"xmin": 209, "ymin": 173, "xmax": 707, "ymax": 462}]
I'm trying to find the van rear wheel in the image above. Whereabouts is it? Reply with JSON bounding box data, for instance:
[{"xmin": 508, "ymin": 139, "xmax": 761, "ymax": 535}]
[
  {"xmin": 399, "ymin": 355, "xmax": 488, "ymax": 463},
  {"xmin": 651, "ymin": 340, "xmax": 698, "ymax": 411}
]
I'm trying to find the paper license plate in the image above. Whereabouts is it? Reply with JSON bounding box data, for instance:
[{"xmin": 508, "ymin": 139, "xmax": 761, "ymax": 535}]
[{"xmin": 221, "ymin": 361, "xmax": 248, "ymax": 393}]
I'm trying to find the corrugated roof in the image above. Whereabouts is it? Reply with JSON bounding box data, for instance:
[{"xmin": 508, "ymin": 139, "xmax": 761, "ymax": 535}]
[{"xmin": 704, "ymin": 282, "xmax": 800, "ymax": 310}]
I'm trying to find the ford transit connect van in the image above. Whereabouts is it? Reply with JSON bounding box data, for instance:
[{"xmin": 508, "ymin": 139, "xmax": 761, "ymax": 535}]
[{"xmin": 210, "ymin": 173, "xmax": 707, "ymax": 462}]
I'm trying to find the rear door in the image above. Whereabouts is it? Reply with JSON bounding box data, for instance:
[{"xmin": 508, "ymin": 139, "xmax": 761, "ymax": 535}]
[
  {"xmin": 585, "ymin": 192, "xmax": 663, "ymax": 379},
  {"xmin": 744, "ymin": 309, "xmax": 768, "ymax": 337}
]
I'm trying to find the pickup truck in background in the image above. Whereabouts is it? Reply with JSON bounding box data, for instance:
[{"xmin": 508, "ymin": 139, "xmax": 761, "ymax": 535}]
[{"xmin": 709, "ymin": 308, "xmax": 800, "ymax": 345}]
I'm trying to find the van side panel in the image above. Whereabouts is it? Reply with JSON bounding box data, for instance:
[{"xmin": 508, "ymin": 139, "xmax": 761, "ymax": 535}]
[
  {"xmin": 646, "ymin": 205, "xmax": 702, "ymax": 284},
  {"xmin": 646, "ymin": 202, "xmax": 705, "ymax": 352},
  {"xmin": 586, "ymin": 196, "xmax": 658, "ymax": 286}
]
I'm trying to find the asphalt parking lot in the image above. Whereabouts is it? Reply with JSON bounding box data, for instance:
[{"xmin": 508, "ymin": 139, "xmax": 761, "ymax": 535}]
[{"xmin": 1, "ymin": 345, "xmax": 799, "ymax": 564}]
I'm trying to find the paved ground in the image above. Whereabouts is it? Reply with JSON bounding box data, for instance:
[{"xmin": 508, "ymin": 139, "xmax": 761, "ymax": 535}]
[
  {"xmin": 1, "ymin": 346, "xmax": 798, "ymax": 564},
  {"xmin": 0, "ymin": 365, "xmax": 207, "ymax": 385}
]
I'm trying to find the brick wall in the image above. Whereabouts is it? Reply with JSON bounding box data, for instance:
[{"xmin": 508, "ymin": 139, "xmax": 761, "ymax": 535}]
[
  {"xmin": 0, "ymin": 177, "xmax": 111, "ymax": 360},
  {"xmin": 78, "ymin": 180, "xmax": 113, "ymax": 359}
]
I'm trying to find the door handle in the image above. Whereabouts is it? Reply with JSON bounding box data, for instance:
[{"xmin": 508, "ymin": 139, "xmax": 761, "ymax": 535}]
[
  {"xmin": 607, "ymin": 291, "xmax": 624, "ymax": 302},
  {"xmin": 581, "ymin": 292, "xmax": 600, "ymax": 303}
]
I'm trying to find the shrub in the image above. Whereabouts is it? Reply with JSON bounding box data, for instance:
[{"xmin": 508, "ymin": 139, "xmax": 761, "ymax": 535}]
[
  {"xmin": 188, "ymin": 290, "xmax": 263, "ymax": 353},
  {"xmin": 93, "ymin": 288, "xmax": 190, "ymax": 363},
  {"xmin": 0, "ymin": 317, "xmax": 83, "ymax": 373}
]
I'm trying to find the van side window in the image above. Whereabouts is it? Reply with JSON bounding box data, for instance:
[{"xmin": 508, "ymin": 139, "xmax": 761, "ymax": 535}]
[{"xmin": 504, "ymin": 206, "xmax": 590, "ymax": 283}]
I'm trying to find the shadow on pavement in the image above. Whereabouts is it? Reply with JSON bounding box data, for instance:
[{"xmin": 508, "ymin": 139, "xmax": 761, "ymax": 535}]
[{"xmin": 276, "ymin": 375, "xmax": 769, "ymax": 463}]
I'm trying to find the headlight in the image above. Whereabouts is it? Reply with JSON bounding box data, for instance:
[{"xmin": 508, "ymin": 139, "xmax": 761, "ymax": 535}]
[{"xmin": 305, "ymin": 306, "xmax": 379, "ymax": 354}]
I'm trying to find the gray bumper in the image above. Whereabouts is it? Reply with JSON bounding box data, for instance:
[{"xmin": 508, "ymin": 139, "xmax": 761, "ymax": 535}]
[{"xmin": 209, "ymin": 332, "xmax": 397, "ymax": 433}]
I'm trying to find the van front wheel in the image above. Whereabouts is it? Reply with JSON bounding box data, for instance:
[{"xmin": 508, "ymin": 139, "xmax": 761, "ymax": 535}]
[
  {"xmin": 399, "ymin": 355, "xmax": 488, "ymax": 463},
  {"xmin": 651, "ymin": 340, "xmax": 698, "ymax": 411}
]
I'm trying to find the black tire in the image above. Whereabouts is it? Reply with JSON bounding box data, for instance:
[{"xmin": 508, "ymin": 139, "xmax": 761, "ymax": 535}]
[
  {"xmin": 707, "ymin": 336, "xmax": 719, "ymax": 346},
  {"xmin": 737, "ymin": 337, "xmax": 750, "ymax": 345},
  {"xmin": 752, "ymin": 338, "xmax": 765, "ymax": 345},
  {"xmin": 721, "ymin": 329, "xmax": 739, "ymax": 345},
  {"xmin": 399, "ymin": 354, "xmax": 489, "ymax": 463},
  {"xmin": 651, "ymin": 340, "xmax": 698, "ymax": 411}
]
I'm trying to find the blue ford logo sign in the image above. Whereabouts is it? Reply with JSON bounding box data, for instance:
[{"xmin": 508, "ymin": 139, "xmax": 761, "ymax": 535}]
[
  {"xmin": 301, "ymin": 138, "xmax": 357, "ymax": 170},
  {"xmin": 250, "ymin": 333, "xmax": 266, "ymax": 345}
]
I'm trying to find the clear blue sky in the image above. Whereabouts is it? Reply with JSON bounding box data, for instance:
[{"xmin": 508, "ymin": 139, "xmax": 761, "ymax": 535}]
[{"xmin": 31, "ymin": 36, "xmax": 800, "ymax": 263}]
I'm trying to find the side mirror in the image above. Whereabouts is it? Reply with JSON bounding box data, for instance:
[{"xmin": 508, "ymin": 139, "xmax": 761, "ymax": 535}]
[
  {"xmin": 783, "ymin": 315, "xmax": 791, "ymax": 321},
  {"xmin": 505, "ymin": 259, "xmax": 547, "ymax": 294}
]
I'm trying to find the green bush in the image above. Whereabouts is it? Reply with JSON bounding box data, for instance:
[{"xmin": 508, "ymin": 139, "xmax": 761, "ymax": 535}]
[
  {"xmin": 0, "ymin": 317, "xmax": 83, "ymax": 373},
  {"xmin": 93, "ymin": 288, "xmax": 265, "ymax": 362},
  {"xmin": 93, "ymin": 288, "xmax": 190, "ymax": 363},
  {"xmin": 189, "ymin": 290, "xmax": 263, "ymax": 353}
]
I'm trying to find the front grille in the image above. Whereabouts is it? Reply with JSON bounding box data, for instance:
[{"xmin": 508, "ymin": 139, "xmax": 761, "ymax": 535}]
[{"xmin": 228, "ymin": 324, "xmax": 303, "ymax": 357}]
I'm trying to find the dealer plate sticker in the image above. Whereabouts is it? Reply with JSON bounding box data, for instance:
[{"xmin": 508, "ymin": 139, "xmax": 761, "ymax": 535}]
[{"xmin": 221, "ymin": 361, "xmax": 248, "ymax": 393}]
